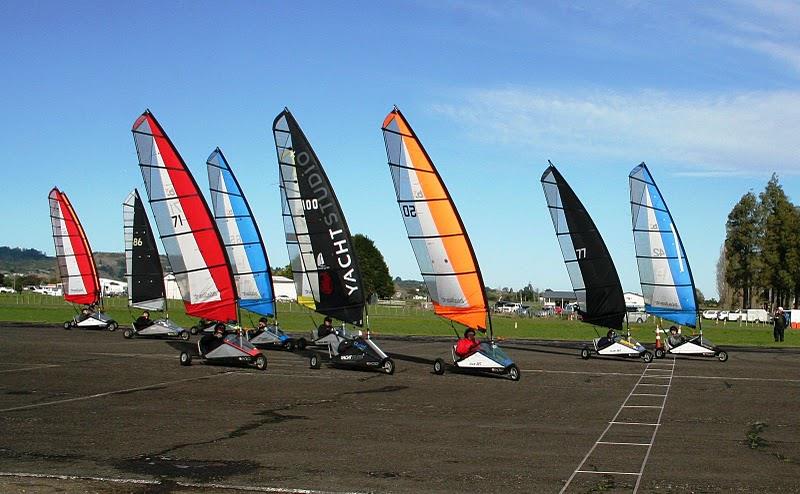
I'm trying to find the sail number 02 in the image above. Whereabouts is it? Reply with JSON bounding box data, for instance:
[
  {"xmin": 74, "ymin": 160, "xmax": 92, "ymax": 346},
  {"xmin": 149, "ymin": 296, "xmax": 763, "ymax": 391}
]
[{"xmin": 402, "ymin": 205, "xmax": 417, "ymax": 217}]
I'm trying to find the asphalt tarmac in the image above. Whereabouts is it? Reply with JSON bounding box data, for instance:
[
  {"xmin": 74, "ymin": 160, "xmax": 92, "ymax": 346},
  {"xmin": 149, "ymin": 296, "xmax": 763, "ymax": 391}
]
[{"xmin": 1, "ymin": 325, "xmax": 799, "ymax": 493}]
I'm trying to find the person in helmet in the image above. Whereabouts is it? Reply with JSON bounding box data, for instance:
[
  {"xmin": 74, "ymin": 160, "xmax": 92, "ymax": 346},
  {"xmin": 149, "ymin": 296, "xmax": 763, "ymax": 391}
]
[
  {"xmin": 200, "ymin": 322, "xmax": 227, "ymax": 355},
  {"xmin": 667, "ymin": 325, "xmax": 685, "ymax": 347},
  {"xmin": 598, "ymin": 329, "xmax": 617, "ymax": 349},
  {"xmin": 455, "ymin": 328, "xmax": 481, "ymax": 359},
  {"xmin": 133, "ymin": 310, "xmax": 154, "ymax": 330},
  {"xmin": 317, "ymin": 316, "xmax": 335, "ymax": 339},
  {"xmin": 251, "ymin": 317, "xmax": 270, "ymax": 337}
]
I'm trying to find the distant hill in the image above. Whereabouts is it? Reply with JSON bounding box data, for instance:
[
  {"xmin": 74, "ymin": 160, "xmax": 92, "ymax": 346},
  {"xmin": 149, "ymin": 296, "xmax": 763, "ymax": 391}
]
[{"xmin": 0, "ymin": 246, "xmax": 131, "ymax": 281}]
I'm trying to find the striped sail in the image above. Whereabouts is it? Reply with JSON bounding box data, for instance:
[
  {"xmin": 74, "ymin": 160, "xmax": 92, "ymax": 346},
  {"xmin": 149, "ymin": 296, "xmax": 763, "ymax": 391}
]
[
  {"xmin": 207, "ymin": 148, "xmax": 276, "ymax": 317},
  {"xmin": 381, "ymin": 107, "xmax": 488, "ymax": 331},
  {"xmin": 131, "ymin": 110, "xmax": 238, "ymax": 322},
  {"xmin": 629, "ymin": 163, "xmax": 697, "ymax": 327},
  {"xmin": 541, "ymin": 164, "xmax": 626, "ymax": 330},
  {"xmin": 48, "ymin": 188, "xmax": 100, "ymax": 305},
  {"xmin": 123, "ymin": 189, "xmax": 166, "ymax": 311},
  {"xmin": 272, "ymin": 109, "xmax": 365, "ymax": 326}
]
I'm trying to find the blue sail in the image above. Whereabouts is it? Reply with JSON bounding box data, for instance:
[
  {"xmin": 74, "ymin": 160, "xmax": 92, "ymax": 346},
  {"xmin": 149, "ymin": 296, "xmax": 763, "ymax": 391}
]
[
  {"xmin": 629, "ymin": 163, "xmax": 697, "ymax": 327},
  {"xmin": 207, "ymin": 148, "xmax": 276, "ymax": 317}
]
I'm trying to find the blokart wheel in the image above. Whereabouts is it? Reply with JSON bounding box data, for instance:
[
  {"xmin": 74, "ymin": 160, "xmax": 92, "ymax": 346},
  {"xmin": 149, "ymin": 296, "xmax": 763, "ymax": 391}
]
[
  {"xmin": 179, "ymin": 351, "xmax": 192, "ymax": 366},
  {"xmin": 123, "ymin": 329, "xmax": 133, "ymax": 339},
  {"xmin": 190, "ymin": 326, "xmax": 199, "ymax": 335},
  {"xmin": 255, "ymin": 355, "xmax": 268, "ymax": 371},
  {"xmin": 717, "ymin": 350, "xmax": 728, "ymax": 362},
  {"xmin": 655, "ymin": 348, "xmax": 665, "ymax": 359},
  {"xmin": 179, "ymin": 331, "xmax": 190, "ymax": 341},
  {"xmin": 382, "ymin": 358, "xmax": 395, "ymax": 375},
  {"xmin": 642, "ymin": 351, "xmax": 654, "ymax": 363},
  {"xmin": 309, "ymin": 353, "xmax": 321, "ymax": 369},
  {"xmin": 580, "ymin": 347, "xmax": 590, "ymax": 359},
  {"xmin": 507, "ymin": 364, "xmax": 521, "ymax": 382},
  {"xmin": 283, "ymin": 339, "xmax": 295, "ymax": 352},
  {"xmin": 433, "ymin": 358, "xmax": 446, "ymax": 375},
  {"xmin": 107, "ymin": 320, "xmax": 118, "ymax": 332},
  {"xmin": 296, "ymin": 338, "xmax": 307, "ymax": 351},
  {"xmin": 63, "ymin": 321, "xmax": 73, "ymax": 330}
]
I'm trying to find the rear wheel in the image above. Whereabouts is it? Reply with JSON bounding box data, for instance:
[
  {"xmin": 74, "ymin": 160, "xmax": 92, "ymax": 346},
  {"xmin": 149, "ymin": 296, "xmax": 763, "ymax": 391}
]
[
  {"xmin": 433, "ymin": 358, "xmax": 446, "ymax": 375},
  {"xmin": 107, "ymin": 321, "xmax": 118, "ymax": 332},
  {"xmin": 655, "ymin": 348, "xmax": 665, "ymax": 359},
  {"xmin": 717, "ymin": 350, "xmax": 728, "ymax": 362},
  {"xmin": 309, "ymin": 354, "xmax": 320, "ymax": 369},
  {"xmin": 580, "ymin": 347, "xmax": 590, "ymax": 359},
  {"xmin": 642, "ymin": 351, "xmax": 653, "ymax": 363},
  {"xmin": 123, "ymin": 329, "xmax": 133, "ymax": 339},
  {"xmin": 180, "ymin": 331, "xmax": 190, "ymax": 341},
  {"xmin": 63, "ymin": 321, "xmax": 73, "ymax": 330},
  {"xmin": 255, "ymin": 355, "xmax": 267, "ymax": 371},
  {"xmin": 179, "ymin": 351, "xmax": 192, "ymax": 366},
  {"xmin": 382, "ymin": 358, "xmax": 395, "ymax": 375},
  {"xmin": 507, "ymin": 364, "xmax": 521, "ymax": 381},
  {"xmin": 283, "ymin": 340, "xmax": 295, "ymax": 352}
]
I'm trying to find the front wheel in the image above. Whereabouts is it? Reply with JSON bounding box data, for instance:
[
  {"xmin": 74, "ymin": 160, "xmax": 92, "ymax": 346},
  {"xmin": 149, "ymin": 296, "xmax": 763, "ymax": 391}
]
[
  {"xmin": 179, "ymin": 351, "xmax": 192, "ymax": 366},
  {"xmin": 180, "ymin": 331, "xmax": 190, "ymax": 341},
  {"xmin": 255, "ymin": 355, "xmax": 268, "ymax": 371},
  {"xmin": 107, "ymin": 321, "xmax": 118, "ymax": 332},
  {"xmin": 382, "ymin": 358, "xmax": 395, "ymax": 375},
  {"xmin": 123, "ymin": 329, "xmax": 133, "ymax": 339},
  {"xmin": 190, "ymin": 326, "xmax": 199, "ymax": 335},
  {"xmin": 655, "ymin": 348, "xmax": 665, "ymax": 359},
  {"xmin": 63, "ymin": 321, "xmax": 73, "ymax": 330},
  {"xmin": 507, "ymin": 364, "xmax": 521, "ymax": 381},
  {"xmin": 580, "ymin": 347, "xmax": 590, "ymax": 360},
  {"xmin": 717, "ymin": 350, "xmax": 728, "ymax": 362},
  {"xmin": 309, "ymin": 354, "xmax": 320, "ymax": 369},
  {"xmin": 642, "ymin": 351, "xmax": 653, "ymax": 363},
  {"xmin": 433, "ymin": 358, "xmax": 446, "ymax": 375}
]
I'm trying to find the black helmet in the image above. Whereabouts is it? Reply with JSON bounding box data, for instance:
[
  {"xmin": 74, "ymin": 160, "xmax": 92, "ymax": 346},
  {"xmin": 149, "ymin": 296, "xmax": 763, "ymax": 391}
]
[
  {"xmin": 464, "ymin": 328, "xmax": 476, "ymax": 338},
  {"xmin": 214, "ymin": 322, "xmax": 225, "ymax": 333},
  {"xmin": 669, "ymin": 325, "xmax": 678, "ymax": 332},
  {"xmin": 258, "ymin": 317, "xmax": 269, "ymax": 324},
  {"xmin": 324, "ymin": 316, "xmax": 332, "ymax": 323}
]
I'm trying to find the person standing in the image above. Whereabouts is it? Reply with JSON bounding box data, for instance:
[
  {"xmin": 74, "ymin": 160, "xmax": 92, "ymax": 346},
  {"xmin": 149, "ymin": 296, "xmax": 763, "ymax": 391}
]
[{"xmin": 773, "ymin": 307, "xmax": 787, "ymax": 343}]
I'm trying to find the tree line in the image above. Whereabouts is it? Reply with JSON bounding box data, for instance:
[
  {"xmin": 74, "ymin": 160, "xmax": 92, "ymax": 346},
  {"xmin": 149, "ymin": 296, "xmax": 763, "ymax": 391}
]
[{"xmin": 721, "ymin": 174, "xmax": 799, "ymax": 310}]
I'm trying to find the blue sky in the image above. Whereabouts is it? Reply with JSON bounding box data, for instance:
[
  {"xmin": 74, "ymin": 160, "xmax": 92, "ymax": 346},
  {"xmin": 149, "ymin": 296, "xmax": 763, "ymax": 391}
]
[{"xmin": 1, "ymin": 0, "xmax": 799, "ymax": 299}]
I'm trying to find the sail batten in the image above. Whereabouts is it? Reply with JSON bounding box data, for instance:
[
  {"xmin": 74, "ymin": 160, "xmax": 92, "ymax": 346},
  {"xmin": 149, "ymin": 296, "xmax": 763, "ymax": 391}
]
[
  {"xmin": 131, "ymin": 110, "xmax": 237, "ymax": 322},
  {"xmin": 48, "ymin": 188, "xmax": 100, "ymax": 306},
  {"xmin": 541, "ymin": 165, "xmax": 626, "ymax": 330},
  {"xmin": 381, "ymin": 108, "xmax": 488, "ymax": 331},
  {"xmin": 123, "ymin": 189, "xmax": 166, "ymax": 311},
  {"xmin": 629, "ymin": 163, "xmax": 697, "ymax": 327},
  {"xmin": 207, "ymin": 148, "xmax": 276, "ymax": 318},
  {"xmin": 272, "ymin": 109, "xmax": 365, "ymax": 326}
]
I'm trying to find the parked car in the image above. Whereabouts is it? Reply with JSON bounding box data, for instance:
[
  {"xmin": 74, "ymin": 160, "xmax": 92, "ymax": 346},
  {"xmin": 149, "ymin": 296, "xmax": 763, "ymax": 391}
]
[
  {"xmin": 745, "ymin": 308, "xmax": 771, "ymax": 323},
  {"xmin": 701, "ymin": 310, "xmax": 719, "ymax": 320},
  {"xmin": 0, "ymin": 287, "xmax": 15, "ymax": 294},
  {"xmin": 724, "ymin": 309, "xmax": 746, "ymax": 322},
  {"xmin": 627, "ymin": 310, "xmax": 649, "ymax": 324}
]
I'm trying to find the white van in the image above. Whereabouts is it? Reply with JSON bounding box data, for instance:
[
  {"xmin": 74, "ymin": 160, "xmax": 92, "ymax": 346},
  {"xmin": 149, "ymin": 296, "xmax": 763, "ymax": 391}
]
[{"xmin": 745, "ymin": 309, "xmax": 770, "ymax": 323}]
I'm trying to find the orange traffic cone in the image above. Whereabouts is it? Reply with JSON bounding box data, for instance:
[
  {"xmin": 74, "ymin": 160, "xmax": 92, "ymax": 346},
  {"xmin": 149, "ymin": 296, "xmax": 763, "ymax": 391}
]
[{"xmin": 655, "ymin": 329, "xmax": 663, "ymax": 349}]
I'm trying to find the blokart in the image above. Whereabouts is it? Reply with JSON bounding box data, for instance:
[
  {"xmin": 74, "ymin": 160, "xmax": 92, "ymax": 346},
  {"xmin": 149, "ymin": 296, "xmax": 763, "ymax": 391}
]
[
  {"xmin": 248, "ymin": 323, "xmax": 304, "ymax": 352},
  {"xmin": 308, "ymin": 327, "xmax": 394, "ymax": 375},
  {"xmin": 189, "ymin": 318, "xmax": 218, "ymax": 335},
  {"xmin": 123, "ymin": 318, "xmax": 190, "ymax": 340},
  {"xmin": 656, "ymin": 333, "xmax": 728, "ymax": 362},
  {"xmin": 64, "ymin": 311, "xmax": 118, "ymax": 331},
  {"xmin": 581, "ymin": 333, "xmax": 653, "ymax": 363},
  {"xmin": 180, "ymin": 332, "xmax": 267, "ymax": 370},
  {"xmin": 433, "ymin": 341, "xmax": 520, "ymax": 381}
]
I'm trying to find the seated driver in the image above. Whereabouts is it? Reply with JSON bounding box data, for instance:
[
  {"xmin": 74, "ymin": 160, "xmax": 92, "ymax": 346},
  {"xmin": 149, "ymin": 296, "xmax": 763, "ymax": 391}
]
[
  {"xmin": 455, "ymin": 328, "xmax": 481, "ymax": 359},
  {"xmin": 667, "ymin": 326, "xmax": 685, "ymax": 347},
  {"xmin": 598, "ymin": 330, "xmax": 617, "ymax": 349},
  {"xmin": 317, "ymin": 316, "xmax": 335, "ymax": 339},
  {"xmin": 133, "ymin": 310, "xmax": 154, "ymax": 330},
  {"xmin": 200, "ymin": 323, "xmax": 226, "ymax": 355},
  {"xmin": 252, "ymin": 317, "xmax": 269, "ymax": 336},
  {"xmin": 77, "ymin": 306, "xmax": 92, "ymax": 322}
]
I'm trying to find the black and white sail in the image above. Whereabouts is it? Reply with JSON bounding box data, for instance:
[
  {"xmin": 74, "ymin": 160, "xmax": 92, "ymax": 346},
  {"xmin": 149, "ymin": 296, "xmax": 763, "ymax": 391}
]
[{"xmin": 123, "ymin": 189, "xmax": 166, "ymax": 311}]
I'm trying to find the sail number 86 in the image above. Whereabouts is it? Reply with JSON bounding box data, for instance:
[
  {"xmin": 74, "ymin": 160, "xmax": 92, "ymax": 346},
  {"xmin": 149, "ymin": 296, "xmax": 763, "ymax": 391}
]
[{"xmin": 402, "ymin": 205, "xmax": 417, "ymax": 217}]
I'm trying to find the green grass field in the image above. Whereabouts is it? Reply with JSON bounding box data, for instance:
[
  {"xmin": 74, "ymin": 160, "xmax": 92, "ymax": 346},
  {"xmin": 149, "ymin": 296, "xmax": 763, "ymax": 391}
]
[{"xmin": 0, "ymin": 293, "xmax": 796, "ymax": 347}]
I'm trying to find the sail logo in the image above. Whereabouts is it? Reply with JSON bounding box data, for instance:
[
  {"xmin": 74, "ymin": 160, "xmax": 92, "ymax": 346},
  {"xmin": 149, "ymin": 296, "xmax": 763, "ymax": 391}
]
[
  {"xmin": 329, "ymin": 228, "xmax": 359, "ymax": 296},
  {"xmin": 295, "ymin": 151, "xmax": 340, "ymax": 227}
]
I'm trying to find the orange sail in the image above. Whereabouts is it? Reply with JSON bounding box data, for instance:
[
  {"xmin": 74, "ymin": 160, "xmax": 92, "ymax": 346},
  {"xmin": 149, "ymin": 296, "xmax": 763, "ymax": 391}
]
[{"xmin": 381, "ymin": 107, "xmax": 488, "ymax": 331}]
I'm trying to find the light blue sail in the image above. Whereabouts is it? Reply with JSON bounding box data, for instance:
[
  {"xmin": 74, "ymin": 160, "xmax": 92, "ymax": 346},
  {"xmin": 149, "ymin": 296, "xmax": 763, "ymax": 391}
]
[
  {"xmin": 629, "ymin": 163, "xmax": 697, "ymax": 327},
  {"xmin": 207, "ymin": 148, "xmax": 276, "ymax": 317}
]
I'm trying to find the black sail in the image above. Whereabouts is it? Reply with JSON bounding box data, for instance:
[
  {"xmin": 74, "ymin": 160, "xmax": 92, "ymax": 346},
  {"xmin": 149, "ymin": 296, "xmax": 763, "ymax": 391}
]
[
  {"xmin": 541, "ymin": 164, "xmax": 626, "ymax": 330},
  {"xmin": 123, "ymin": 189, "xmax": 166, "ymax": 311},
  {"xmin": 272, "ymin": 109, "xmax": 365, "ymax": 326}
]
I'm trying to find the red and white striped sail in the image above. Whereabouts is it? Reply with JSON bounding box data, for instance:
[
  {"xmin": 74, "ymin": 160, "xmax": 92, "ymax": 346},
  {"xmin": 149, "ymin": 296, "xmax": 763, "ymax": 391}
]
[
  {"xmin": 131, "ymin": 110, "xmax": 237, "ymax": 322},
  {"xmin": 48, "ymin": 187, "xmax": 100, "ymax": 305}
]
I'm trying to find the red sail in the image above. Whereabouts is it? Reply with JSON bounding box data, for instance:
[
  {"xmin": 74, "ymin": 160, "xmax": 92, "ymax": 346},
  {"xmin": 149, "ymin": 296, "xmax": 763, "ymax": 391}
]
[
  {"xmin": 48, "ymin": 188, "xmax": 100, "ymax": 305},
  {"xmin": 132, "ymin": 111, "xmax": 237, "ymax": 321}
]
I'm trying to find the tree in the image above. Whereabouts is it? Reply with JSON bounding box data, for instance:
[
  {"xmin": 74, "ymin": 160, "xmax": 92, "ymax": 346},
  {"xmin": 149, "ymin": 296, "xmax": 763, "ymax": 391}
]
[
  {"xmin": 757, "ymin": 175, "xmax": 800, "ymax": 309},
  {"xmin": 724, "ymin": 192, "xmax": 761, "ymax": 308},
  {"xmin": 694, "ymin": 288, "xmax": 705, "ymax": 306},
  {"xmin": 352, "ymin": 234, "xmax": 394, "ymax": 300},
  {"xmin": 271, "ymin": 264, "xmax": 293, "ymax": 278}
]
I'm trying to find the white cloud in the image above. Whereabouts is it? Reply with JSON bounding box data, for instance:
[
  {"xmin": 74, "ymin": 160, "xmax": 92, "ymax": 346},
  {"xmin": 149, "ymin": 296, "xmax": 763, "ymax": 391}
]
[{"xmin": 433, "ymin": 87, "xmax": 800, "ymax": 174}]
